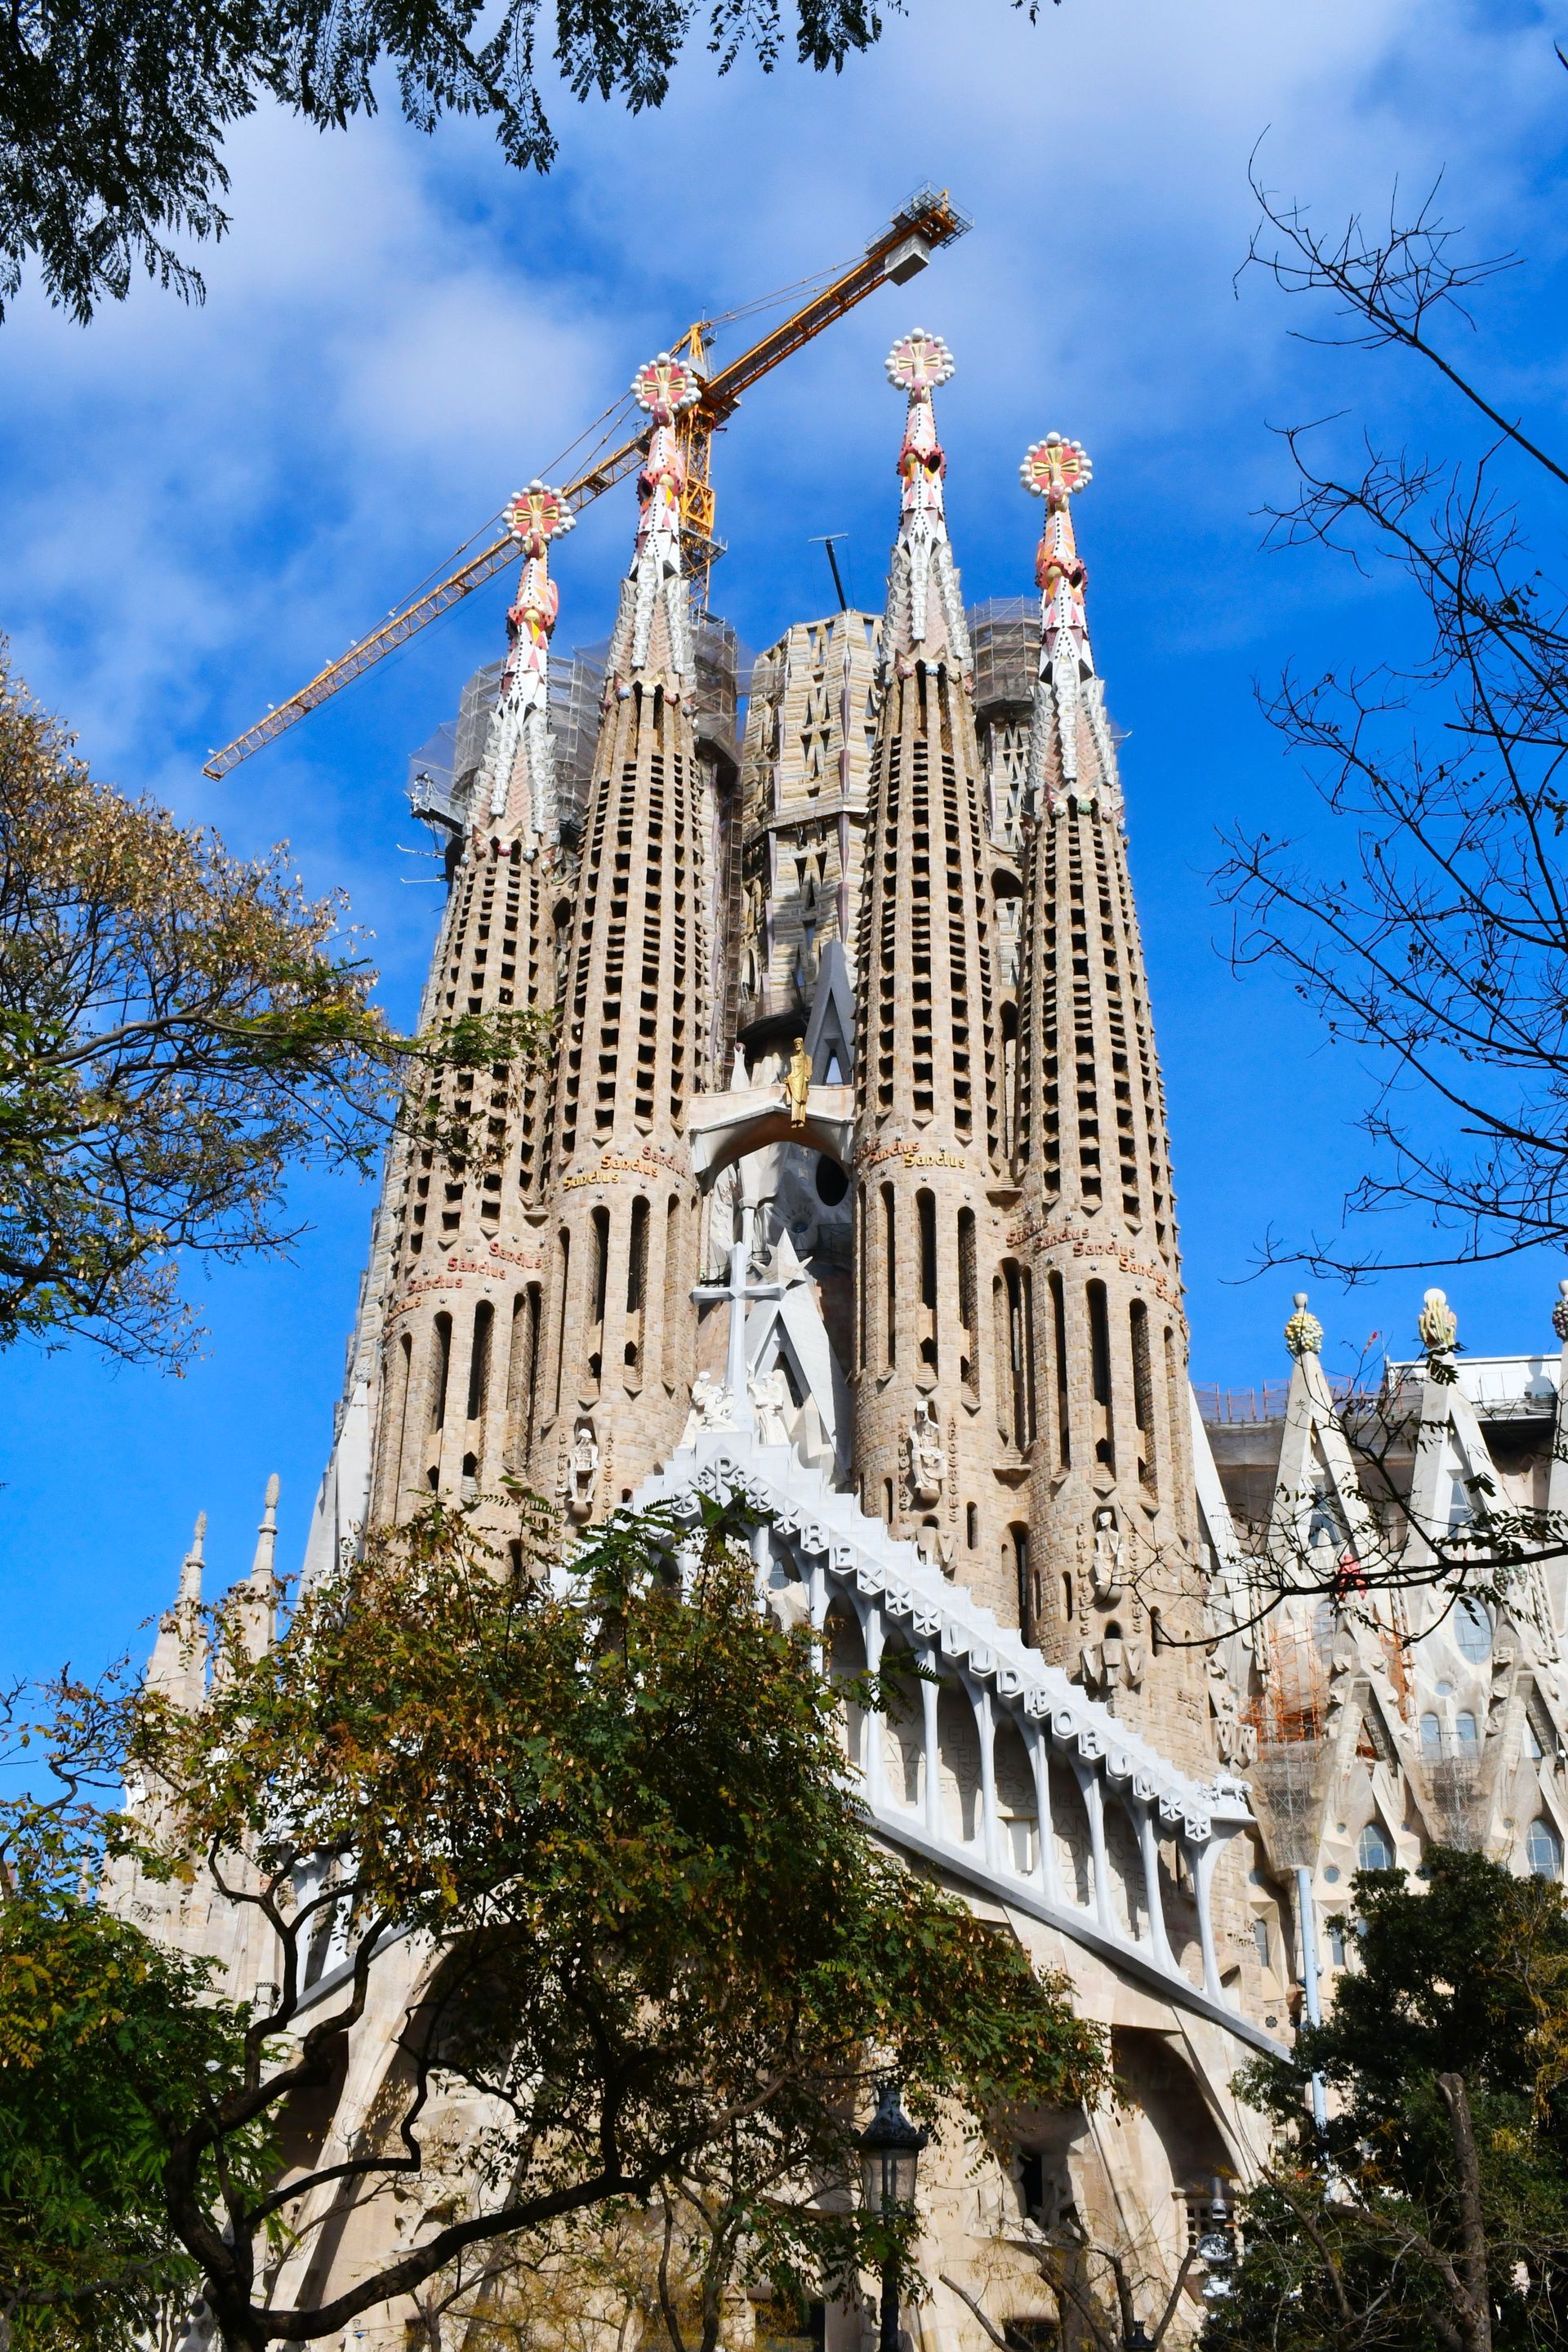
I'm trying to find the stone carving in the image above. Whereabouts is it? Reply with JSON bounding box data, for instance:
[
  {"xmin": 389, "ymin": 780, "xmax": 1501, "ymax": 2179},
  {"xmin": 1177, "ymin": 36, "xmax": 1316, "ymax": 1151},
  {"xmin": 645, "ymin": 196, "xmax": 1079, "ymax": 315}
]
[
  {"xmin": 915, "ymin": 1521, "xmax": 956, "ymax": 1577},
  {"xmin": 1284, "ymin": 1290, "xmax": 1323, "ymax": 1357},
  {"xmin": 678, "ymin": 1370, "xmax": 732, "ymax": 1448},
  {"xmin": 783, "ymin": 1035, "xmax": 813, "ymax": 1129},
  {"xmin": 904, "ymin": 1400, "xmax": 945, "ymax": 1508},
  {"xmin": 749, "ymin": 1365, "xmax": 793, "ymax": 1448},
  {"xmin": 1418, "ymin": 1285, "xmax": 1459, "ymax": 1356},
  {"xmin": 565, "ymin": 1422, "xmax": 599, "ymax": 1523},
  {"xmin": 1090, "ymin": 1505, "xmax": 1125, "ymax": 1603},
  {"xmin": 1079, "ymin": 1628, "xmax": 1145, "ymax": 1697},
  {"xmin": 1207, "ymin": 1659, "xmax": 1258, "ymax": 1770}
]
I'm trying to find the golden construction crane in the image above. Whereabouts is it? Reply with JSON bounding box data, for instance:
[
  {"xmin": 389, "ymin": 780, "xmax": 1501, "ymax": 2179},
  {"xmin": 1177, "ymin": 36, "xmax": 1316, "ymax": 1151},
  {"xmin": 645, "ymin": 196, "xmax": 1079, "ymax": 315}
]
[{"xmin": 203, "ymin": 187, "xmax": 970, "ymax": 782}]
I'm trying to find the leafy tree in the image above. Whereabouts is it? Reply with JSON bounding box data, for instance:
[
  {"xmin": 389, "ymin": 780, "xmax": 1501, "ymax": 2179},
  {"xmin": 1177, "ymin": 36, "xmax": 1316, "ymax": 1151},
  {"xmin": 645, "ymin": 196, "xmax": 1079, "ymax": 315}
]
[
  {"xmin": 1, "ymin": 1, "xmax": 895, "ymax": 323},
  {"xmin": 1205, "ymin": 1847, "xmax": 1568, "ymax": 2352},
  {"xmin": 0, "ymin": 648, "xmax": 545, "ymax": 1365},
  {"xmin": 0, "ymin": 1670, "xmax": 263, "ymax": 2352},
  {"xmin": 0, "ymin": 1491, "xmax": 1107, "ymax": 2351}
]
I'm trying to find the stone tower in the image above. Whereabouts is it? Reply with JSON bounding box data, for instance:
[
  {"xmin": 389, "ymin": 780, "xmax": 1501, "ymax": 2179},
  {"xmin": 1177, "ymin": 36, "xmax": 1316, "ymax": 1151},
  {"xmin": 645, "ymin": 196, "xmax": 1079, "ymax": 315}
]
[
  {"xmin": 366, "ymin": 481, "xmax": 576, "ymax": 1528},
  {"xmin": 851, "ymin": 332, "xmax": 1009, "ymax": 1606},
  {"xmin": 531, "ymin": 353, "xmax": 713, "ymax": 1521},
  {"xmin": 1010, "ymin": 433, "xmax": 1208, "ymax": 1761}
]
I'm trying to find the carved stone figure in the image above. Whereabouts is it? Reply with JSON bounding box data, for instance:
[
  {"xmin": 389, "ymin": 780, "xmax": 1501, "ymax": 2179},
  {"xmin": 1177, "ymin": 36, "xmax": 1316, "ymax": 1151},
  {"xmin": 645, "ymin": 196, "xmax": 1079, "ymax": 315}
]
[
  {"xmin": 1090, "ymin": 1506, "xmax": 1125, "ymax": 1603},
  {"xmin": 565, "ymin": 1422, "xmax": 599, "ymax": 1523},
  {"xmin": 1207, "ymin": 1659, "xmax": 1258, "ymax": 1769},
  {"xmin": 783, "ymin": 1034, "xmax": 813, "ymax": 1128},
  {"xmin": 905, "ymin": 1400, "xmax": 945, "ymax": 1508},
  {"xmin": 749, "ymin": 1364, "xmax": 793, "ymax": 1448},
  {"xmin": 678, "ymin": 1370, "xmax": 732, "ymax": 1448}
]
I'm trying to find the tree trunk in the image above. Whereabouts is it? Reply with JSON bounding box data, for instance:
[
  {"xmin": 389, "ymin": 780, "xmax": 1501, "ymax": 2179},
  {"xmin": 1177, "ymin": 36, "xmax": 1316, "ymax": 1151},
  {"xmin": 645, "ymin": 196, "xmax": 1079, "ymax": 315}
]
[{"xmin": 1436, "ymin": 2072, "xmax": 1492, "ymax": 2352}]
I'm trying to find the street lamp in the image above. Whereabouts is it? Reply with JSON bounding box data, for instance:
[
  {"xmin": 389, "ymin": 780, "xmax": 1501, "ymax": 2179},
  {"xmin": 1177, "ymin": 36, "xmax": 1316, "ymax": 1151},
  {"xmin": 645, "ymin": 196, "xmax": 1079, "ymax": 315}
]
[
  {"xmin": 1122, "ymin": 2327, "xmax": 1153, "ymax": 2352},
  {"xmin": 858, "ymin": 2081, "xmax": 927, "ymax": 2352}
]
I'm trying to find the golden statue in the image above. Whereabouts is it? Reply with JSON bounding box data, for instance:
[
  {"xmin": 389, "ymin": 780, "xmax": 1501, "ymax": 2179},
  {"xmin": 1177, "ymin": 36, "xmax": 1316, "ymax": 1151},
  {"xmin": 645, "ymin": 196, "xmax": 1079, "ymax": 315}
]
[{"xmin": 784, "ymin": 1036, "xmax": 812, "ymax": 1127}]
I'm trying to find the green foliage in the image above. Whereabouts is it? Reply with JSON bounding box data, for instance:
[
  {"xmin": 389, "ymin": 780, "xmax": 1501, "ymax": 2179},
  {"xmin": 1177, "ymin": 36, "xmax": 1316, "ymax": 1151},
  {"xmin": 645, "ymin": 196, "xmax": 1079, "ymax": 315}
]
[
  {"xmin": 5, "ymin": 1494, "xmax": 1104, "ymax": 2348},
  {"xmin": 0, "ymin": 2, "xmax": 889, "ymax": 323},
  {"xmin": 0, "ymin": 648, "xmax": 547, "ymax": 1365},
  {"xmin": 1205, "ymin": 1848, "xmax": 1568, "ymax": 2352},
  {"xmin": 0, "ymin": 1879, "xmax": 253, "ymax": 2350}
]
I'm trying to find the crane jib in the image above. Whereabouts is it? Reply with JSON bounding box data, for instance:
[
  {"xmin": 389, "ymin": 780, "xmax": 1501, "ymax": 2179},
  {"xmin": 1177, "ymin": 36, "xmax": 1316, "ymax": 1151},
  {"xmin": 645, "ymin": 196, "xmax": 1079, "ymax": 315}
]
[{"xmin": 201, "ymin": 189, "xmax": 969, "ymax": 782}]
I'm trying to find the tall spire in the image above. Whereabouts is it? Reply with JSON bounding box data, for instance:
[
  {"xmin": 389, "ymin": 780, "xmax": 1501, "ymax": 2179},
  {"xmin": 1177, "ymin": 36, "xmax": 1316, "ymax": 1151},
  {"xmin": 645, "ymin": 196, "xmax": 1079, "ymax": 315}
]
[
  {"xmin": 532, "ymin": 349, "xmax": 714, "ymax": 1513},
  {"xmin": 477, "ymin": 480, "xmax": 575, "ymax": 834},
  {"xmin": 1019, "ymin": 434, "xmax": 1119, "ymax": 818},
  {"xmin": 146, "ymin": 1511, "xmax": 207, "ymax": 1709},
  {"xmin": 222, "ymin": 1474, "xmax": 279, "ymax": 1671},
  {"xmin": 608, "ymin": 351, "xmax": 700, "ymax": 695},
  {"xmin": 881, "ymin": 329, "xmax": 971, "ymax": 677},
  {"xmin": 852, "ymin": 329, "xmax": 1008, "ymax": 1606},
  {"xmin": 1010, "ymin": 433, "xmax": 1209, "ymax": 1758}
]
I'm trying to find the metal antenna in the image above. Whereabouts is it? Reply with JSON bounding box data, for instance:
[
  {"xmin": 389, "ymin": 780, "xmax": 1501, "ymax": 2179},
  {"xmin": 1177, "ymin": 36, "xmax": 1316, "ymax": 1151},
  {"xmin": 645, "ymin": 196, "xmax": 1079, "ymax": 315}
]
[{"xmin": 808, "ymin": 533, "xmax": 851, "ymax": 612}]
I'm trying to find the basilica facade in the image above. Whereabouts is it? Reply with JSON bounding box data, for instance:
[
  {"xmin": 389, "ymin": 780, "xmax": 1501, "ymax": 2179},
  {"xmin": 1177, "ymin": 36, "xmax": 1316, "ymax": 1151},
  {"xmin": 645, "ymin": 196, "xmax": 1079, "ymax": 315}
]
[{"xmin": 122, "ymin": 329, "xmax": 1568, "ymax": 2347}]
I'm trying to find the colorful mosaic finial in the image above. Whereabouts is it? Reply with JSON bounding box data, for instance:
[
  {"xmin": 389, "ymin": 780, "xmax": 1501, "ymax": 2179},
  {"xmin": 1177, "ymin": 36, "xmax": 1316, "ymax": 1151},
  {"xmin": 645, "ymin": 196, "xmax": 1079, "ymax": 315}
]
[
  {"xmin": 1419, "ymin": 1286, "xmax": 1459, "ymax": 1356},
  {"xmin": 1285, "ymin": 1291, "xmax": 1324, "ymax": 1357},
  {"xmin": 478, "ymin": 479, "xmax": 575, "ymax": 828},
  {"xmin": 1553, "ymin": 1278, "xmax": 1568, "ymax": 1343},
  {"xmin": 882, "ymin": 328, "xmax": 969, "ymax": 673}
]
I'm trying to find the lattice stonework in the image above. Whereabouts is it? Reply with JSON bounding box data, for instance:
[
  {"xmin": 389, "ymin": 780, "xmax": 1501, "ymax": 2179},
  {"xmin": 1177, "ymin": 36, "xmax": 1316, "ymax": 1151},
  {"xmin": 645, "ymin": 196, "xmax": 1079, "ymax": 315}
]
[
  {"xmin": 1010, "ymin": 434, "xmax": 1209, "ymax": 1771},
  {"xmin": 368, "ymin": 484, "xmax": 573, "ymax": 1531},
  {"xmin": 851, "ymin": 335, "xmax": 1012, "ymax": 1614}
]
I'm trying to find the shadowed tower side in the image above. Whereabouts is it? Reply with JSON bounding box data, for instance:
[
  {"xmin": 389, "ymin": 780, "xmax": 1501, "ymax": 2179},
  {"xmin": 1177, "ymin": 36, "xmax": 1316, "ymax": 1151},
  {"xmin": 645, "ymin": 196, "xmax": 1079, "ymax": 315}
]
[
  {"xmin": 368, "ymin": 483, "xmax": 576, "ymax": 1526},
  {"xmin": 851, "ymin": 330, "xmax": 1010, "ymax": 1606},
  {"xmin": 1012, "ymin": 433, "xmax": 1209, "ymax": 1762},
  {"xmin": 531, "ymin": 354, "xmax": 713, "ymax": 1521}
]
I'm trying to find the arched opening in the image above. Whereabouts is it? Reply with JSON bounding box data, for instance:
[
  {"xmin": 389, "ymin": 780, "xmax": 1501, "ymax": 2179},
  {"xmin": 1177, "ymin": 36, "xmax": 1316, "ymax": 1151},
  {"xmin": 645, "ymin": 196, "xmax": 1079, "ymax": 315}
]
[
  {"xmin": 881, "ymin": 1632, "xmax": 924, "ymax": 1810},
  {"xmin": 1049, "ymin": 1759, "xmax": 1094, "ymax": 1908},
  {"xmin": 937, "ymin": 1683, "xmax": 980, "ymax": 1845},
  {"xmin": 1103, "ymin": 1796, "xmax": 1147, "ymax": 1940},
  {"xmin": 430, "ymin": 1312, "xmax": 452, "ymax": 1432},
  {"xmin": 916, "ymin": 1188, "xmax": 938, "ymax": 1371},
  {"xmin": 1010, "ymin": 1523, "xmax": 1031, "ymax": 1642},
  {"xmin": 957, "ymin": 1205, "xmax": 978, "ymax": 1393},
  {"xmin": 1087, "ymin": 1278, "xmax": 1115, "ymax": 1471},
  {"xmin": 825, "ymin": 1605, "xmax": 867, "ymax": 1771},
  {"xmin": 994, "ymin": 1720, "xmax": 1037, "ymax": 1875},
  {"xmin": 624, "ymin": 1195, "xmax": 648, "ymax": 1378},
  {"xmin": 466, "ymin": 1300, "xmax": 493, "ymax": 1423},
  {"xmin": 587, "ymin": 1205, "xmax": 610, "ymax": 1389}
]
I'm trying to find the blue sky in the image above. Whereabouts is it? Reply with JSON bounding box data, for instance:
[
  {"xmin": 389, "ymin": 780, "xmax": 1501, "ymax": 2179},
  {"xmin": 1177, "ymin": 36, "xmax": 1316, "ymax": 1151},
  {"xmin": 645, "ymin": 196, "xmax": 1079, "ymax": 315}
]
[{"xmin": 3, "ymin": 0, "xmax": 1568, "ymax": 1682}]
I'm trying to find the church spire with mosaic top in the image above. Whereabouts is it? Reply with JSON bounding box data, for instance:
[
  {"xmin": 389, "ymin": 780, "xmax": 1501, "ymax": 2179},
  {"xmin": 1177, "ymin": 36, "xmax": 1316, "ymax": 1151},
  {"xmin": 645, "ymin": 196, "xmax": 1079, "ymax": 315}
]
[
  {"xmin": 1011, "ymin": 430, "xmax": 1208, "ymax": 1750},
  {"xmin": 1019, "ymin": 432, "xmax": 1120, "ymax": 820},
  {"xmin": 880, "ymin": 328, "xmax": 973, "ymax": 678},
  {"xmin": 530, "ymin": 345, "xmax": 714, "ymax": 1517},
  {"xmin": 605, "ymin": 350, "xmax": 700, "ymax": 697},
  {"xmin": 852, "ymin": 327, "xmax": 1009, "ymax": 1606},
  {"xmin": 475, "ymin": 479, "xmax": 575, "ymax": 839}
]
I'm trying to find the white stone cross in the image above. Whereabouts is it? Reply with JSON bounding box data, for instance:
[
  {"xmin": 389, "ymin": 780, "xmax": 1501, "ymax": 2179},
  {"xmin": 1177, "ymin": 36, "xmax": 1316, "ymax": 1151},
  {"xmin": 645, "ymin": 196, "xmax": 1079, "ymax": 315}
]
[{"xmin": 691, "ymin": 1208, "xmax": 784, "ymax": 1434}]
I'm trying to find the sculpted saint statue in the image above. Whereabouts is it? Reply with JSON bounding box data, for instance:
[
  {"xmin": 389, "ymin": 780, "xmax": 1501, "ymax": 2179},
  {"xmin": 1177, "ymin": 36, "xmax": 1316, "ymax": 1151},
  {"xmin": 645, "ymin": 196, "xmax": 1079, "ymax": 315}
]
[
  {"xmin": 1090, "ymin": 1506, "xmax": 1125, "ymax": 1603},
  {"xmin": 748, "ymin": 1365, "xmax": 793, "ymax": 1448},
  {"xmin": 566, "ymin": 1422, "xmax": 599, "ymax": 1523},
  {"xmin": 678, "ymin": 1370, "xmax": 732, "ymax": 1449},
  {"xmin": 783, "ymin": 1035, "xmax": 813, "ymax": 1129},
  {"xmin": 905, "ymin": 1400, "xmax": 945, "ymax": 1508}
]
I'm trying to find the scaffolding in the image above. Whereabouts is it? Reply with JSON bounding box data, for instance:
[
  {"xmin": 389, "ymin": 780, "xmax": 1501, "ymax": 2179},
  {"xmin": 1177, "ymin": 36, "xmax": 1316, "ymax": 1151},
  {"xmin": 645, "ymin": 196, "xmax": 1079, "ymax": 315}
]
[
  {"xmin": 968, "ymin": 596, "xmax": 1038, "ymax": 716},
  {"xmin": 547, "ymin": 642, "xmax": 608, "ymax": 843}
]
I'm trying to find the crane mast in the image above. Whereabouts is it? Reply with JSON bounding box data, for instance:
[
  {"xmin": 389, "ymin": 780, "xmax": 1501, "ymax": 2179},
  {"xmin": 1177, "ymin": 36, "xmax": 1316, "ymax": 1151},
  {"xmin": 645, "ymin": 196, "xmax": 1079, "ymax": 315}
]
[{"xmin": 202, "ymin": 188, "xmax": 969, "ymax": 782}]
